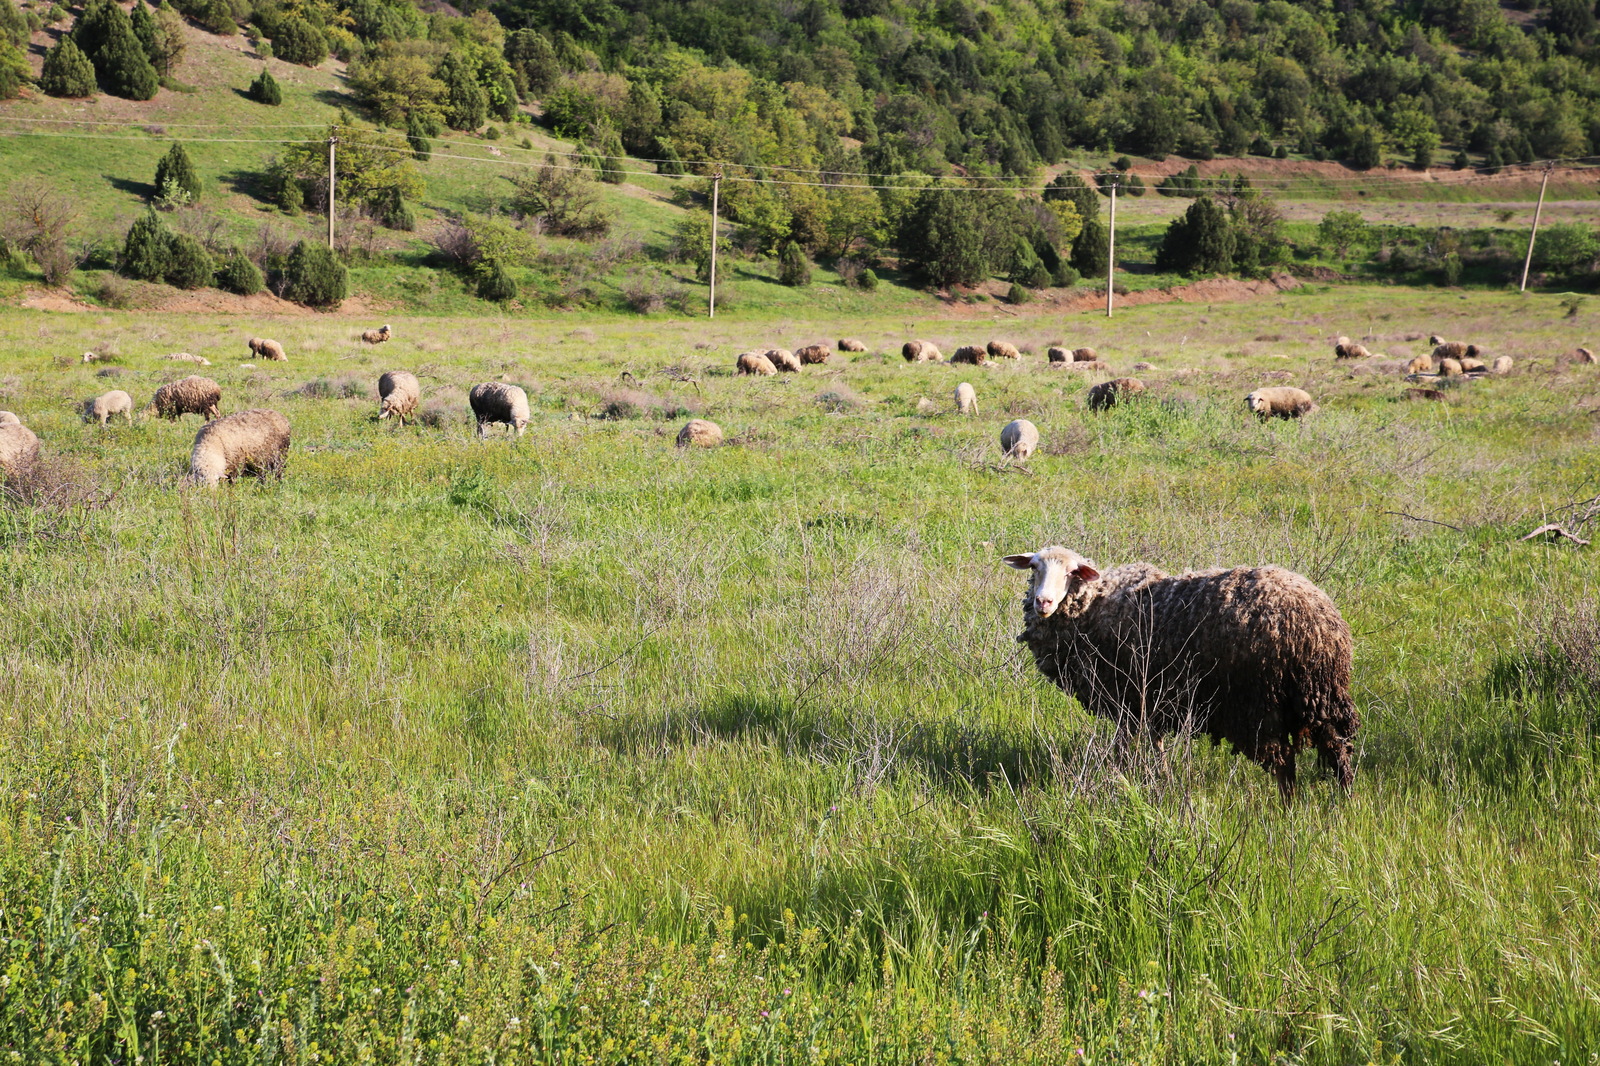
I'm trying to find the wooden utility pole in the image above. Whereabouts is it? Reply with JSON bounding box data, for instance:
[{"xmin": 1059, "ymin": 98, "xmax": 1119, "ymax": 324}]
[
  {"xmin": 1105, "ymin": 178, "xmax": 1117, "ymax": 318},
  {"xmin": 1520, "ymin": 161, "xmax": 1554, "ymax": 293},
  {"xmin": 708, "ymin": 167, "xmax": 723, "ymax": 319},
  {"xmin": 327, "ymin": 133, "xmax": 338, "ymax": 250}
]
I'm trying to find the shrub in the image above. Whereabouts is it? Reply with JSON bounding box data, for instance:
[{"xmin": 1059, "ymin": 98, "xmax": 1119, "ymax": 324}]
[
  {"xmin": 898, "ymin": 190, "xmax": 987, "ymax": 288},
  {"xmin": 1156, "ymin": 196, "xmax": 1236, "ymax": 275},
  {"xmin": 214, "ymin": 247, "xmax": 263, "ymax": 294},
  {"xmin": 476, "ymin": 259, "xmax": 517, "ymax": 302},
  {"xmin": 1008, "ymin": 282, "xmax": 1032, "ymax": 304},
  {"xmin": 406, "ymin": 112, "xmax": 432, "ymax": 162},
  {"xmin": 858, "ymin": 268, "xmax": 878, "ymax": 291},
  {"xmin": 248, "ymin": 68, "xmax": 280, "ymax": 104},
  {"xmin": 40, "ymin": 37, "xmax": 96, "ymax": 97},
  {"xmin": 1052, "ymin": 262, "xmax": 1080, "ymax": 287},
  {"xmin": 163, "ymin": 232, "xmax": 212, "ymax": 288},
  {"xmin": 119, "ymin": 211, "xmax": 171, "ymax": 281},
  {"xmin": 1072, "ymin": 215, "xmax": 1108, "ymax": 278},
  {"xmin": 281, "ymin": 239, "xmax": 347, "ymax": 308},
  {"xmin": 1273, "ymin": 144, "xmax": 1289, "ymax": 159},
  {"xmin": 271, "ymin": 16, "xmax": 325, "ymax": 67},
  {"xmin": 153, "ymin": 142, "xmax": 201, "ymax": 202},
  {"xmin": 778, "ymin": 240, "xmax": 811, "ymax": 286}
]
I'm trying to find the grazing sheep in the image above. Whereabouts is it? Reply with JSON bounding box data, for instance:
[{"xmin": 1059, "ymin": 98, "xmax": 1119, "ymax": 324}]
[
  {"xmin": 902, "ymin": 340, "xmax": 943, "ymax": 362},
  {"xmin": 1072, "ymin": 347, "xmax": 1099, "ymax": 362},
  {"xmin": 676, "ymin": 418, "xmax": 722, "ymax": 448},
  {"xmin": 1087, "ymin": 377, "xmax": 1146, "ymax": 412},
  {"xmin": 189, "ymin": 409, "xmax": 291, "ymax": 487},
  {"xmin": 1403, "ymin": 355, "xmax": 1433, "ymax": 375},
  {"xmin": 766, "ymin": 349, "xmax": 802, "ymax": 373},
  {"xmin": 377, "ymin": 371, "xmax": 420, "ymax": 426},
  {"xmin": 1334, "ymin": 336, "xmax": 1371, "ymax": 359},
  {"xmin": 1000, "ymin": 419, "xmax": 1038, "ymax": 460},
  {"xmin": 469, "ymin": 382, "xmax": 530, "ymax": 438},
  {"xmin": 361, "ymin": 324, "xmax": 393, "ymax": 345},
  {"xmin": 987, "ymin": 340, "xmax": 1020, "ymax": 360},
  {"xmin": 0, "ymin": 422, "xmax": 40, "ymax": 477},
  {"xmin": 1245, "ymin": 386, "xmax": 1315, "ymax": 420},
  {"xmin": 1491, "ymin": 356, "xmax": 1514, "ymax": 375},
  {"xmin": 1047, "ymin": 346, "xmax": 1070, "ymax": 363},
  {"xmin": 737, "ymin": 351, "xmax": 778, "ymax": 376},
  {"xmin": 1004, "ymin": 546, "xmax": 1358, "ymax": 797},
  {"xmin": 1459, "ymin": 357, "xmax": 1486, "ymax": 374},
  {"xmin": 838, "ymin": 338, "xmax": 867, "ymax": 352},
  {"xmin": 1403, "ymin": 387, "xmax": 1446, "ymax": 402},
  {"xmin": 1430, "ymin": 341, "xmax": 1474, "ymax": 364},
  {"xmin": 796, "ymin": 344, "xmax": 832, "ymax": 365},
  {"xmin": 954, "ymin": 382, "xmax": 977, "ymax": 415},
  {"xmin": 1428, "ymin": 334, "xmax": 1446, "ymax": 346},
  {"xmin": 247, "ymin": 337, "xmax": 287, "ymax": 361},
  {"xmin": 81, "ymin": 351, "xmax": 101, "ymax": 364},
  {"xmin": 148, "ymin": 376, "xmax": 222, "ymax": 421},
  {"xmin": 83, "ymin": 390, "xmax": 134, "ymax": 426},
  {"xmin": 165, "ymin": 352, "xmax": 211, "ymax": 366},
  {"xmin": 1575, "ymin": 347, "xmax": 1596, "ymax": 365},
  {"xmin": 951, "ymin": 345, "xmax": 989, "ymax": 366},
  {"xmin": 1438, "ymin": 358, "xmax": 1463, "ymax": 378},
  {"xmin": 0, "ymin": 411, "xmax": 20, "ymax": 427}
]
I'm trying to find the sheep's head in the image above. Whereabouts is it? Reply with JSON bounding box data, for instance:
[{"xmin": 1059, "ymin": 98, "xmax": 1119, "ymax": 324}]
[
  {"xmin": 1244, "ymin": 391, "xmax": 1266, "ymax": 413},
  {"xmin": 1003, "ymin": 546, "xmax": 1100, "ymax": 619}
]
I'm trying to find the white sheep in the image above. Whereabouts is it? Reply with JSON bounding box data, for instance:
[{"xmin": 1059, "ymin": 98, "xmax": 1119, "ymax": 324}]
[
  {"xmin": 469, "ymin": 382, "xmax": 530, "ymax": 438},
  {"xmin": 83, "ymin": 390, "xmax": 135, "ymax": 426},
  {"xmin": 1000, "ymin": 419, "xmax": 1038, "ymax": 460},
  {"xmin": 954, "ymin": 382, "xmax": 977, "ymax": 415},
  {"xmin": 190, "ymin": 409, "xmax": 291, "ymax": 487},
  {"xmin": 378, "ymin": 371, "xmax": 421, "ymax": 425}
]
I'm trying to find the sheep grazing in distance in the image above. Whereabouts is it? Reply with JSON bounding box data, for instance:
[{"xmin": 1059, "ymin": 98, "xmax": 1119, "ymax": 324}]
[
  {"xmin": 1459, "ymin": 357, "xmax": 1486, "ymax": 374},
  {"xmin": 954, "ymin": 382, "xmax": 977, "ymax": 415},
  {"xmin": 1072, "ymin": 347, "xmax": 1099, "ymax": 362},
  {"xmin": 987, "ymin": 340, "xmax": 1020, "ymax": 360},
  {"xmin": 1438, "ymin": 358, "xmax": 1464, "ymax": 378},
  {"xmin": 1491, "ymin": 356, "xmax": 1514, "ymax": 375},
  {"xmin": 736, "ymin": 351, "xmax": 778, "ymax": 376},
  {"xmin": 1004, "ymin": 546, "xmax": 1359, "ymax": 798},
  {"xmin": 1245, "ymin": 386, "xmax": 1315, "ymax": 420},
  {"xmin": 1334, "ymin": 335, "xmax": 1371, "ymax": 359},
  {"xmin": 83, "ymin": 390, "xmax": 134, "ymax": 426},
  {"xmin": 469, "ymin": 382, "xmax": 530, "ymax": 438},
  {"xmin": 1000, "ymin": 419, "xmax": 1038, "ymax": 460},
  {"xmin": 1403, "ymin": 355, "xmax": 1433, "ymax": 376},
  {"xmin": 148, "ymin": 376, "xmax": 222, "ymax": 421},
  {"xmin": 796, "ymin": 344, "xmax": 832, "ymax": 365},
  {"xmin": 1087, "ymin": 377, "xmax": 1146, "ymax": 412},
  {"xmin": 902, "ymin": 340, "xmax": 943, "ymax": 362},
  {"xmin": 1403, "ymin": 388, "xmax": 1446, "ymax": 402},
  {"xmin": 766, "ymin": 349, "xmax": 802, "ymax": 373},
  {"xmin": 838, "ymin": 338, "xmax": 867, "ymax": 352},
  {"xmin": 0, "ymin": 411, "xmax": 20, "ymax": 427},
  {"xmin": 1046, "ymin": 346, "xmax": 1071, "ymax": 363},
  {"xmin": 81, "ymin": 351, "xmax": 102, "ymax": 364},
  {"xmin": 676, "ymin": 418, "xmax": 722, "ymax": 448},
  {"xmin": 1574, "ymin": 347, "xmax": 1596, "ymax": 365},
  {"xmin": 1430, "ymin": 341, "xmax": 1476, "ymax": 364},
  {"xmin": 377, "ymin": 371, "xmax": 420, "ymax": 426},
  {"xmin": 247, "ymin": 337, "xmax": 287, "ymax": 361},
  {"xmin": 361, "ymin": 324, "xmax": 393, "ymax": 345},
  {"xmin": 951, "ymin": 345, "xmax": 989, "ymax": 366},
  {"xmin": 0, "ymin": 421, "xmax": 40, "ymax": 477},
  {"xmin": 166, "ymin": 352, "xmax": 211, "ymax": 366},
  {"xmin": 189, "ymin": 409, "xmax": 291, "ymax": 487},
  {"xmin": 1428, "ymin": 334, "xmax": 1446, "ymax": 346}
]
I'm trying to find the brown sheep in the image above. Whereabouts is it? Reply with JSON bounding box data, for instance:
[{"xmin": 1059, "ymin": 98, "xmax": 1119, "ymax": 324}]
[
  {"xmin": 361, "ymin": 324, "xmax": 393, "ymax": 345},
  {"xmin": 1072, "ymin": 347, "xmax": 1099, "ymax": 362},
  {"xmin": 247, "ymin": 337, "xmax": 287, "ymax": 362},
  {"xmin": 189, "ymin": 409, "xmax": 291, "ymax": 486},
  {"xmin": 796, "ymin": 344, "xmax": 832, "ymax": 365},
  {"xmin": 1334, "ymin": 335, "xmax": 1371, "ymax": 359},
  {"xmin": 1430, "ymin": 341, "xmax": 1479, "ymax": 365},
  {"xmin": 148, "ymin": 376, "xmax": 222, "ymax": 421},
  {"xmin": 1438, "ymin": 358, "xmax": 1463, "ymax": 378},
  {"xmin": 676, "ymin": 419, "xmax": 723, "ymax": 448},
  {"xmin": 378, "ymin": 371, "xmax": 420, "ymax": 425},
  {"xmin": 737, "ymin": 351, "xmax": 778, "ymax": 376},
  {"xmin": 1459, "ymin": 358, "xmax": 1486, "ymax": 374},
  {"xmin": 1087, "ymin": 377, "xmax": 1145, "ymax": 412},
  {"xmin": 838, "ymin": 338, "xmax": 867, "ymax": 352},
  {"xmin": 1403, "ymin": 355, "xmax": 1433, "ymax": 376},
  {"xmin": 951, "ymin": 345, "xmax": 989, "ymax": 366},
  {"xmin": 1046, "ymin": 346, "xmax": 1071, "ymax": 363},
  {"xmin": 766, "ymin": 349, "xmax": 802, "ymax": 373},
  {"xmin": 902, "ymin": 340, "xmax": 943, "ymax": 362},
  {"xmin": 1005, "ymin": 546, "xmax": 1359, "ymax": 797},
  {"xmin": 1575, "ymin": 347, "xmax": 1596, "ymax": 365},
  {"xmin": 0, "ymin": 422, "xmax": 40, "ymax": 478},
  {"xmin": 987, "ymin": 340, "xmax": 1020, "ymax": 360},
  {"xmin": 1245, "ymin": 386, "xmax": 1316, "ymax": 420}
]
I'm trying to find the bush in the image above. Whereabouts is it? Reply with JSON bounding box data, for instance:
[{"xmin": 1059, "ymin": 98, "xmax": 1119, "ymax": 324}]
[
  {"xmin": 1007, "ymin": 282, "xmax": 1032, "ymax": 305},
  {"xmin": 898, "ymin": 190, "xmax": 988, "ymax": 288},
  {"xmin": 1273, "ymin": 144, "xmax": 1289, "ymax": 159},
  {"xmin": 406, "ymin": 112, "xmax": 432, "ymax": 162},
  {"xmin": 87, "ymin": 1, "xmax": 159, "ymax": 99},
  {"xmin": 271, "ymin": 16, "xmax": 325, "ymax": 67},
  {"xmin": 1071, "ymin": 215, "xmax": 1108, "ymax": 278},
  {"xmin": 1052, "ymin": 262, "xmax": 1080, "ymax": 287},
  {"xmin": 163, "ymin": 232, "xmax": 212, "ymax": 288},
  {"xmin": 40, "ymin": 37, "xmax": 96, "ymax": 97},
  {"xmin": 153, "ymin": 142, "xmax": 201, "ymax": 202},
  {"xmin": 476, "ymin": 259, "xmax": 517, "ymax": 302},
  {"xmin": 778, "ymin": 240, "xmax": 811, "ymax": 286},
  {"xmin": 248, "ymin": 68, "xmax": 280, "ymax": 104},
  {"xmin": 119, "ymin": 211, "xmax": 171, "ymax": 281},
  {"xmin": 214, "ymin": 247, "xmax": 263, "ymax": 294},
  {"xmin": 1156, "ymin": 195, "xmax": 1235, "ymax": 275},
  {"xmin": 858, "ymin": 267, "xmax": 878, "ymax": 291},
  {"xmin": 281, "ymin": 239, "xmax": 347, "ymax": 308}
]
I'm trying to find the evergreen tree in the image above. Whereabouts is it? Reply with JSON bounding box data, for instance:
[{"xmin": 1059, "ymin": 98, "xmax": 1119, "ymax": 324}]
[
  {"xmin": 0, "ymin": 0, "xmax": 26, "ymax": 48},
  {"xmin": 40, "ymin": 37, "xmax": 97, "ymax": 97},
  {"xmin": 1071, "ymin": 215, "xmax": 1108, "ymax": 278},
  {"xmin": 505, "ymin": 28, "xmax": 558, "ymax": 96},
  {"xmin": 120, "ymin": 211, "xmax": 171, "ymax": 281},
  {"xmin": 1044, "ymin": 171, "xmax": 1099, "ymax": 221},
  {"xmin": 146, "ymin": 2, "xmax": 186, "ymax": 74},
  {"xmin": 248, "ymin": 68, "xmax": 282, "ymax": 105},
  {"xmin": 438, "ymin": 51, "xmax": 487, "ymax": 131},
  {"xmin": 898, "ymin": 190, "xmax": 988, "ymax": 288},
  {"xmin": 777, "ymin": 240, "xmax": 811, "ymax": 286},
  {"xmin": 476, "ymin": 259, "xmax": 517, "ymax": 302},
  {"xmin": 589, "ymin": 124, "xmax": 625, "ymax": 184},
  {"xmin": 1156, "ymin": 196, "xmax": 1236, "ymax": 275},
  {"xmin": 282, "ymin": 240, "xmax": 347, "ymax": 308},
  {"xmin": 406, "ymin": 111, "xmax": 433, "ymax": 161},
  {"xmin": 215, "ymin": 247, "xmax": 264, "ymax": 295},
  {"xmin": 154, "ymin": 142, "xmax": 202, "ymax": 202},
  {"xmin": 272, "ymin": 17, "xmax": 326, "ymax": 66},
  {"xmin": 86, "ymin": 0, "xmax": 159, "ymax": 100},
  {"xmin": 130, "ymin": 0, "xmax": 157, "ymax": 60},
  {"xmin": 163, "ymin": 233, "xmax": 214, "ymax": 289}
]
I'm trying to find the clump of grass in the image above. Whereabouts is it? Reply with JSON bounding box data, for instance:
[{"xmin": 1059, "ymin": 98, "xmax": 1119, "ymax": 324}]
[
  {"xmin": 814, "ymin": 385, "xmax": 864, "ymax": 412},
  {"xmin": 596, "ymin": 387, "xmax": 698, "ymax": 420}
]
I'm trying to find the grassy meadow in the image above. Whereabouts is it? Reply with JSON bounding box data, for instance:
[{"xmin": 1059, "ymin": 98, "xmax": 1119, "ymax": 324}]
[{"xmin": 0, "ymin": 286, "xmax": 1598, "ymax": 1063}]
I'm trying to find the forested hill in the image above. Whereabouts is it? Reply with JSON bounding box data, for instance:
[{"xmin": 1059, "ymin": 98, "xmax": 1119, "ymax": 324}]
[{"xmin": 486, "ymin": 0, "xmax": 1600, "ymax": 175}]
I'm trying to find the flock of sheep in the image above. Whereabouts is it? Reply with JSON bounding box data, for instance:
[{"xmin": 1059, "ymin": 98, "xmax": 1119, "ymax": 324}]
[{"xmin": 0, "ymin": 319, "xmax": 1570, "ymax": 798}]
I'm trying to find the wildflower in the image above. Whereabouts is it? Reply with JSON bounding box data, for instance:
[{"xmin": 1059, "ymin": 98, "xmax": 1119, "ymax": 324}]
[
  {"xmin": 783, "ymin": 988, "xmax": 791, "ymax": 996},
  {"xmin": 760, "ymin": 1011, "xmax": 769, "ymax": 1018},
  {"xmin": 151, "ymin": 1011, "xmax": 166, "ymax": 1022},
  {"xmin": 213, "ymin": 906, "xmax": 224, "ymax": 913}
]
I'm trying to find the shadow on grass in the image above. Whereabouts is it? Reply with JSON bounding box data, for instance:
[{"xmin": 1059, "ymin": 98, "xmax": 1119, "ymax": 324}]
[
  {"xmin": 105, "ymin": 175, "xmax": 153, "ymax": 201},
  {"xmin": 217, "ymin": 168, "xmax": 275, "ymax": 204}
]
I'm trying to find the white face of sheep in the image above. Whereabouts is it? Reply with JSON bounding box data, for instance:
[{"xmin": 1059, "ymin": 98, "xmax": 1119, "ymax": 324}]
[
  {"xmin": 1244, "ymin": 392, "xmax": 1266, "ymax": 414},
  {"xmin": 1003, "ymin": 548, "xmax": 1100, "ymax": 619}
]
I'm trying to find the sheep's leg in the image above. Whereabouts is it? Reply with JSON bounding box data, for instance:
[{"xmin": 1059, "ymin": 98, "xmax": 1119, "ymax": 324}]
[{"xmin": 1274, "ymin": 757, "xmax": 1296, "ymax": 803}]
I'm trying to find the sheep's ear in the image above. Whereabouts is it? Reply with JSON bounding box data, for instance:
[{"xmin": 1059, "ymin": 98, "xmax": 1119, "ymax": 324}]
[
  {"xmin": 1002, "ymin": 554, "xmax": 1036, "ymax": 570},
  {"xmin": 1072, "ymin": 563, "xmax": 1100, "ymax": 582}
]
